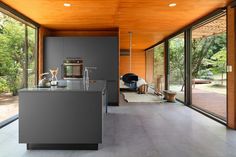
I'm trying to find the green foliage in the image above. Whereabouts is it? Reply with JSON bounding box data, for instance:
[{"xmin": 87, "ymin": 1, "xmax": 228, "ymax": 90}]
[
  {"xmin": 0, "ymin": 13, "xmax": 24, "ymax": 93},
  {"xmin": 169, "ymin": 36, "xmax": 185, "ymax": 84},
  {"xmin": 192, "ymin": 33, "xmax": 226, "ymax": 78},
  {"xmin": 0, "ymin": 77, "xmax": 8, "ymax": 92},
  {"xmin": 167, "ymin": 32, "xmax": 226, "ymax": 85},
  {"xmin": 154, "ymin": 44, "xmax": 165, "ymax": 81},
  {"xmin": 209, "ymin": 48, "xmax": 226, "ymax": 74},
  {"xmin": 0, "ymin": 12, "xmax": 36, "ymax": 94},
  {"xmin": 192, "ymin": 36, "xmax": 215, "ymax": 78}
]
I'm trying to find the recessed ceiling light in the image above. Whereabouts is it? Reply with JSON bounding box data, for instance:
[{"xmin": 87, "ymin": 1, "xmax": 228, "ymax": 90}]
[
  {"xmin": 169, "ymin": 3, "xmax": 177, "ymax": 7},
  {"xmin": 64, "ymin": 3, "xmax": 71, "ymax": 7}
]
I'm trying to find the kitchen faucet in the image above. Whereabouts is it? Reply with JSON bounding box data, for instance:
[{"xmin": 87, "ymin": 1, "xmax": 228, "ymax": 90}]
[{"xmin": 83, "ymin": 67, "xmax": 97, "ymax": 83}]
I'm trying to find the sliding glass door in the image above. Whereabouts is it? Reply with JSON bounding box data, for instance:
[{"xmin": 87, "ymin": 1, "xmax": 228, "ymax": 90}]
[
  {"xmin": 0, "ymin": 11, "xmax": 37, "ymax": 124},
  {"xmin": 191, "ymin": 15, "xmax": 227, "ymax": 120},
  {"xmin": 146, "ymin": 48, "xmax": 154, "ymax": 85},
  {"xmin": 168, "ymin": 33, "xmax": 185, "ymax": 102},
  {"xmin": 145, "ymin": 10, "xmax": 227, "ymax": 122},
  {"xmin": 153, "ymin": 43, "xmax": 165, "ymax": 92},
  {"xmin": 145, "ymin": 43, "xmax": 165, "ymax": 93}
]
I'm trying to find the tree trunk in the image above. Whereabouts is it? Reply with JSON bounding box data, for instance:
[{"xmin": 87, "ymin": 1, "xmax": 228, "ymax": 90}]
[
  {"xmin": 192, "ymin": 77, "xmax": 195, "ymax": 88},
  {"xmin": 181, "ymin": 83, "xmax": 184, "ymax": 91},
  {"xmin": 221, "ymin": 72, "xmax": 224, "ymax": 85},
  {"xmin": 21, "ymin": 24, "xmax": 29, "ymax": 88}
]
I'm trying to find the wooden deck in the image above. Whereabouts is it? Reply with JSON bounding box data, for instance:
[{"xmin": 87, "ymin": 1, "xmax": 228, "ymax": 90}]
[
  {"xmin": 0, "ymin": 94, "xmax": 18, "ymax": 122},
  {"xmin": 176, "ymin": 88, "xmax": 226, "ymax": 120},
  {"xmin": 192, "ymin": 88, "xmax": 226, "ymax": 120}
]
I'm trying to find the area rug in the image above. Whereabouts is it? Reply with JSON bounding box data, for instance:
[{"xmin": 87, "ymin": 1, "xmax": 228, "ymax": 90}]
[{"xmin": 122, "ymin": 92, "xmax": 166, "ymax": 103}]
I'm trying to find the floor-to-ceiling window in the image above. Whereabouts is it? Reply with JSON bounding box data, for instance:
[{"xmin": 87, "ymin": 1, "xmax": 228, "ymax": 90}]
[
  {"xmin": 191, "ymin": 15, "xmax": 227, "ymax": 120},
  {"xmin": 146, "ymin": 48, "xmax": 154, "ymax": 85},
  {"xmin": 145, "ymin": 43, "xmax": 165, "ymax": 92},
  {"xmin": 145, "ymin": 10, "xmax": 227, "ymax": 123},
  {"xmin": 153, "ymin": 43, "xmax": 165, "ymax": 92},
  {"xmin": 0, "ymin": 11, "xmax": 37, "ymax": 125},
  {"xmin": 26, "ymin": 26, "xmax": 37, "ymax": 88},
  {"xmin": 168, "ymin": 33, "xmax": 185, "ymax": 102}
]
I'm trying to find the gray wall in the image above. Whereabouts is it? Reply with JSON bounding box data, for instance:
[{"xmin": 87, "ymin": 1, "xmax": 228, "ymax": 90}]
[{"xmin": 44, "ymin": 36, "xmax": 119, "ymax": 104}]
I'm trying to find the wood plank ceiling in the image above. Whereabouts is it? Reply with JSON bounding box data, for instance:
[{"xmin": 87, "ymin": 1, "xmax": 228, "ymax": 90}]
[{"xmin": 1, "ymin": 0, "xmax": 231, "ymax": 50}]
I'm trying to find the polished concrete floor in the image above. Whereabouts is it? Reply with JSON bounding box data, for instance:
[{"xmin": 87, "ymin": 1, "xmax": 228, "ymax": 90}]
[{"xmin": 1, "ymin": 97, "xmax": 236, "ymax": 157}]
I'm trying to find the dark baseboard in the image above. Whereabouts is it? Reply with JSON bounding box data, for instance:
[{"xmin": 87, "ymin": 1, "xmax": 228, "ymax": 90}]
[
  {"xmin": 0, "ymin": 114, "xmax": 18, "ymax": 129},
  {"xmin": 27, "ymin": 144, "xmax": 98, "ymax": 150},
  {"xmin": 108, "ymin": 102, "xmax": 119, "ymax": 106}
]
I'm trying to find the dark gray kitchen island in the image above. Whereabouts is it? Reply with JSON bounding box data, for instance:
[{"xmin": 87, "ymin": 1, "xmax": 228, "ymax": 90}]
[{"xmin": 19, "ymin": 80, "xmax": 106, "ymax": 150}]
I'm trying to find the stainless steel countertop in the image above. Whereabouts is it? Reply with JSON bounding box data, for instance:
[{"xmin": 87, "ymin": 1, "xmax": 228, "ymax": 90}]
[{"xmin": 19, "ymin": 80, "xmax": 106, "ymax": 92}]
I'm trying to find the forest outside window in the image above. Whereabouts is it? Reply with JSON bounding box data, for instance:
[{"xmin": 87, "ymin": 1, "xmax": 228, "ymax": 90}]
[{"xmin": 0, "ymin": 11, "xmax": 37, "ymax": 125}]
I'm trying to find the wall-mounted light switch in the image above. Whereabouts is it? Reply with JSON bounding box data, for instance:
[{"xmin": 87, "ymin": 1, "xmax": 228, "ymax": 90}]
[{"xmin": 227, "ymin": 65, "xmax": 232, "ymax": 72}]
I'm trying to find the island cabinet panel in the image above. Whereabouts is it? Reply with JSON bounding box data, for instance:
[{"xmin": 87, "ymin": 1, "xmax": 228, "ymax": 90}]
[
  {"xmin": 19, "ymin": 91, "xmax": 103, "ymax": 144},
  {"xmin": 106, "ymin": 80, "xmax": 118, "ymax": 103},
  {"xmin": 44, "ymin": 37, "xmax": 119, "ymax": 105},
  {"xmin": 19, "ymin": 80, "xmax": 106, "ymax": 149}
]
